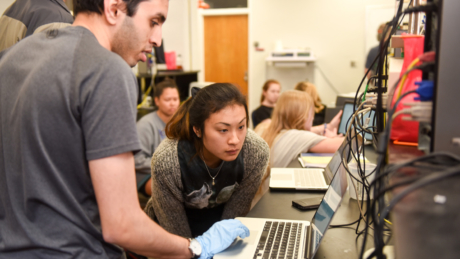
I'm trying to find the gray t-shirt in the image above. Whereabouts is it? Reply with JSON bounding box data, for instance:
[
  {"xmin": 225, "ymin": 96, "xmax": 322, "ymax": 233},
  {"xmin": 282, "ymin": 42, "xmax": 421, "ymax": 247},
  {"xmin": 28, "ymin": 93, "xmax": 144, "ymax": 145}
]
[
  {"xmin": 134, "ymin": 111, "xmax": 166, "ymax": 186},
  {"xmin": 270, "ymin": 129, "xmax": 326, "ymax": 167},
  {"xmin": 0, "ymin": 0, "xmax": 74, "ymax": 52},
  {"xmin": 365, "ymin": 45, "xmax": 380, "ymax": 71},
  {"xmin": 0, "ymin": 26, "xmax": 140, "ymax": 258}
]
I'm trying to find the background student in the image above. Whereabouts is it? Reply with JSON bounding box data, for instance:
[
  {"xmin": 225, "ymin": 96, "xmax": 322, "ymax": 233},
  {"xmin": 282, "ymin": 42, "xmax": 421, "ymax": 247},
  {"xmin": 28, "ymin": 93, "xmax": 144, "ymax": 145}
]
[
  {"xmin": 0, "ymin": 0, "xmax": 74, "ymax": 52},
  {"xmin": 135, "ymin": 79, "xmax": 180, "ymax": 197},
  {"xmin": 251, "ymin": 79, "xmax": 281, "ymax": 128},
  {"xmin": 294, "ymin": 81, "xmax": 343, "ymax": 134},
  {"xmin": 0, "ymin": 0, "xmax": 249, "ymax": 258},
  {"xmin": 144, "ymin": 83, "xmax": 270, "ymax": 238},
  {"xmin": 251, "ymin": 90, "xmax": 344, "ymax": 205},
  {"xmin": 262, "ymin": 90, "xmax": 344, "ymax": 168},
  {"xmin": 294, "ymin": 81, "xmax": 327, "ymax": 126}
]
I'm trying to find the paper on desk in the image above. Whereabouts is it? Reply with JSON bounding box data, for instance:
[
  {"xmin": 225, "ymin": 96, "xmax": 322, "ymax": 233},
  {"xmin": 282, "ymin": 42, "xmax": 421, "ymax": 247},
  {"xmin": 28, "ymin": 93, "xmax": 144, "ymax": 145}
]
[{"xmin": 298, "ymin": 153, "xmax": 334, "ymax": 168}]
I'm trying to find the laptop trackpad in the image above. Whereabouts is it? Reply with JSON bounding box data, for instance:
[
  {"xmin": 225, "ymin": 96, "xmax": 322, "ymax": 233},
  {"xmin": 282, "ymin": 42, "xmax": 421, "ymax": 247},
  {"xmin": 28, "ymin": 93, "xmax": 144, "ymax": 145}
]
[
  {"xmin": 225, "ymin": 230, "xmax": 259, "ymax": 251},
  {"xmin": 271, "ymin": 174, "xmax": 293, "ymax": 181}
]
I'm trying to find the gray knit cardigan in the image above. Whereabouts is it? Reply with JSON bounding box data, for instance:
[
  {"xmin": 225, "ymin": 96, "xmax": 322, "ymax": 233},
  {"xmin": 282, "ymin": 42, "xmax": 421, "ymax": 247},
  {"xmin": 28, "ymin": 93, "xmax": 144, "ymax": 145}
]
[{"xmin": 144, "ymin": 129, "xmax": 269, "ymax": 238}]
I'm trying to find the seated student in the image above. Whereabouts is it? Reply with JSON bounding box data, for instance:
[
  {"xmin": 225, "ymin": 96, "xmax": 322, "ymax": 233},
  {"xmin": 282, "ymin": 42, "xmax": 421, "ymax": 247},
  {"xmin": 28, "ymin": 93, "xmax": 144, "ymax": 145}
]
[
  {"xmin": 251, "ymin": 90, "xmax": 344, "ymax": 207},
  {"xmin": 262, "ymin": 90, "xmax": 344, "ymax": 168},
  {"xmin": 134, "ymin": 80, "xmax": 180, "ymax": 197},
  {"xmin": 251, "ymin": 79, "xmax": 281, "ymax": 128},
  {"xmin": 294, "ymin": 81, "xmax": 327, "ymax": 126},
  {"xmin": 144, "ymin": 83, "xmax": 269, "ymax": 238}
]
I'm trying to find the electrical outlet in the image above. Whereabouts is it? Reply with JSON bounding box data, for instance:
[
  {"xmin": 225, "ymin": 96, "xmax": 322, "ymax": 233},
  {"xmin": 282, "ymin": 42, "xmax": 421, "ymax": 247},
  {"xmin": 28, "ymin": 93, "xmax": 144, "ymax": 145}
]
[{"xmin": 350, "ymin": 61, "xmax": 356, "ymax": 67}]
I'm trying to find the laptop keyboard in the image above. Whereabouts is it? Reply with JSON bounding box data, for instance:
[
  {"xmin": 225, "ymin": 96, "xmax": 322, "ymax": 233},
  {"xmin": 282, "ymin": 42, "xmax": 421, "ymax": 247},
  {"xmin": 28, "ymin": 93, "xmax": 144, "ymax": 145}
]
[
  {"xmin": 294, "ymin": 169, "xmax": 326, "ymax": 188},
  {"xmin": 254, "ymin": 221, "xmax": 303, "ymax": 259}
]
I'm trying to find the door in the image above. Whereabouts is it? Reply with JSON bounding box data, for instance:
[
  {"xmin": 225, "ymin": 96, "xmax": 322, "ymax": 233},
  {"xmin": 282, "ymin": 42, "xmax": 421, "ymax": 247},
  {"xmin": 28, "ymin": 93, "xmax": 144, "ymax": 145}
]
[{"xmin": 204, "ymin": 15, "xmax": 248, "ymax": 96}]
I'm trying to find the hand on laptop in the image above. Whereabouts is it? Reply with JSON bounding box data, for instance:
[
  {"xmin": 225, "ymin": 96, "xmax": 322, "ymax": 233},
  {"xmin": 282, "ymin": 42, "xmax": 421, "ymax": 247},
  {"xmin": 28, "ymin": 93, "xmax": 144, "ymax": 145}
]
[{"xmin": 196, "ymin": 219, "xmax": 250, "ymax": 259}]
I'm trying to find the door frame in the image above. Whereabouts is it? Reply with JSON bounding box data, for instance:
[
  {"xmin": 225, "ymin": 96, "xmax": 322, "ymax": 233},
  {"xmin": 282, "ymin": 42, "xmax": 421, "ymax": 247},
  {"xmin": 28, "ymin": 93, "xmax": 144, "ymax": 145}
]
[{"xmin": 196, "ymin": 5, "xmax": 252, "ymax": 97}]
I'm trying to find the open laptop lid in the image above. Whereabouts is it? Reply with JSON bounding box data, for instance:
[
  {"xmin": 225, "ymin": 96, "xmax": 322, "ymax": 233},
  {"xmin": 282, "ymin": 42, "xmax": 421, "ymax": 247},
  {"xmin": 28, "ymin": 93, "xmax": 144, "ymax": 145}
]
[
  {"xmin": 305, "ymin": 135, "xmax": 360, "ymax": 258},
  {"xmin": 323, "ymin": 132, "xmax": 362, "ymax": 183},
  {"xmin": 337, "ymin": 102, "xmax": 375, "ymax": 141}
]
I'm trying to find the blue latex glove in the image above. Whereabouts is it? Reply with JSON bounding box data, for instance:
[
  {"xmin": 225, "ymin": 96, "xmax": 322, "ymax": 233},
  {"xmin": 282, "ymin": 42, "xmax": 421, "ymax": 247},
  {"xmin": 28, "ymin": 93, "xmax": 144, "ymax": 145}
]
[{"xmin": 196, "ymin": 219, "xmax": 250, "ymax": 259}]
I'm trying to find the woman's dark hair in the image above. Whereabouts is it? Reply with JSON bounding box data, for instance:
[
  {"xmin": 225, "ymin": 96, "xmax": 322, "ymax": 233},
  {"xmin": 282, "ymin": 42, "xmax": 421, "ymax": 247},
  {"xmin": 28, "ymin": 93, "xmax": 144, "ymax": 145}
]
[
  {"xmin": 166, "ymin": 83, "xmax": 249, "ymax": 156},
  {"xmin": 73, "ymin": 0, "xmax": 148, "ymax": 17},
  {"xmin": 260, "ymin": 79, "xmax": 280, "ymax": 104},
  {"xmin": 154, "ymin": 79, "xmax": 178, "ymax": 99}
]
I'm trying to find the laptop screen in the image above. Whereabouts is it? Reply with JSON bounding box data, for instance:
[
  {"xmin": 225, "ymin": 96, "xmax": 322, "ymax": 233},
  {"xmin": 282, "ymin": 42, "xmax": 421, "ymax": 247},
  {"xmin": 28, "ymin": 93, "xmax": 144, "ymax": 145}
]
[
  {"xmin": 308, "ymin": 135, "xmax": 357, "ymax": 258},
  {"xmin": 309, "ymin": 159, "xmax": 348, "ymax": 257},
  {"xmin": 337, "ymin": 102, "xmax": 375, "ymax": 141}
]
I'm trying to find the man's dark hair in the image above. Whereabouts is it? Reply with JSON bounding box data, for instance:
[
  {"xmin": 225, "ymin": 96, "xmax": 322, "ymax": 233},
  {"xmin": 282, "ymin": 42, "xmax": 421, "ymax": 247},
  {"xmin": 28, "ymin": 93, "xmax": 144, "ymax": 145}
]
[
  {"xmin": 153, "ymin": 79, "xmax": 178, "ymax": 99},
  {"xmin": 73, "ymin": 0, "xmax": 148, "ymax": 17}
]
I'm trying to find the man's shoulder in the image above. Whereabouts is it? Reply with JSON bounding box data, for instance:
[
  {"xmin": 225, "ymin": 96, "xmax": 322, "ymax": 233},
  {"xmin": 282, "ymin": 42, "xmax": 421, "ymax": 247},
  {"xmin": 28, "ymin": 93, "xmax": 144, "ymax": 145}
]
[
  {"xmin": 67, "ymin": 27, "xmax": 134, "ymax": 79},
  {"xmin": 5, "ymin": 0, "xmax": 73, "ymax": 26},
  {"xmin": 33, "ymin": 0, "xmax": 74, "ymax": 22}
]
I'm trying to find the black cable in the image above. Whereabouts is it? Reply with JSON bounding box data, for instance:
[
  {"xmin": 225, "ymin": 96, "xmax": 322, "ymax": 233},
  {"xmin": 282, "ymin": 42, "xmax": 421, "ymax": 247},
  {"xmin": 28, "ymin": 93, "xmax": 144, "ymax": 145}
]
[
  {"xmin": 369, "ymin": 153, "xmax": 460, "ymax": 259},
  {"xmin": 371, "ymin": 91, "xmax": 416, "ymax": 258},
  {"xmin": 368, "ymin": 152, "xmax": 460, "ymax": 193},
  {"xmin": 351, "ymin": 9, "xmax": 417, "ymax": 250},
  {"xmin": 355, "ymin": 1, "xmax": 440, "ymax": 257},
  {"xmin": 330, "ymin": 218, "xmax": 360, "ymax": 228}
]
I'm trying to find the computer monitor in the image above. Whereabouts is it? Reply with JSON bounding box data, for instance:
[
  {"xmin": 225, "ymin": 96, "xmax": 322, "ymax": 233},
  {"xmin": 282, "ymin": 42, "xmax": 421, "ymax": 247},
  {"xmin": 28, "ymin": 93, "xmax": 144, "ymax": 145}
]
[{"xmin": 154, "ymin": 39, "xmax": 166, "ymax": 65}]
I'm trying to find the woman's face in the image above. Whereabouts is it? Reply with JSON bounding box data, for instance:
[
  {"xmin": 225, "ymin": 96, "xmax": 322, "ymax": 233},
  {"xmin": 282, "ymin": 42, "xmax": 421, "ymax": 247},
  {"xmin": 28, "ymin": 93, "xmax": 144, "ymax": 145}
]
[
  {"xmin": 304, "ymin": 107, "xmax": 315, "ymax": 131},
  {"xmin": 199, "ymin": 104, "xmax": 247, "ymax": 163},
  {"xmin": 263, "ymin": 83, "xmax": 281, "ymax": 104}
]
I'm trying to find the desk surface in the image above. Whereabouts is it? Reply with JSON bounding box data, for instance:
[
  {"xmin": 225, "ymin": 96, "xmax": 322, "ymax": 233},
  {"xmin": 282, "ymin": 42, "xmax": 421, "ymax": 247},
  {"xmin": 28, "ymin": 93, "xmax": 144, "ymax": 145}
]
[{"xmin": 247, "ymin": 146, "xmax": 378, "ymax": 258}]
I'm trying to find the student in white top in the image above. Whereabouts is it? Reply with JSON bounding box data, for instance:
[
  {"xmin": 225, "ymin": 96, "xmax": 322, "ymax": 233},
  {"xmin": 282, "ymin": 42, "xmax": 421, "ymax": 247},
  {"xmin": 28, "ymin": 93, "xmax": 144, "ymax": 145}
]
[
  {"xmin": 252, "ymin": 90, "xmax": 344, "ymax": 207},
  {"xmin": 262, "ymin": 90, "xmax": 344, "ymax": 167}
]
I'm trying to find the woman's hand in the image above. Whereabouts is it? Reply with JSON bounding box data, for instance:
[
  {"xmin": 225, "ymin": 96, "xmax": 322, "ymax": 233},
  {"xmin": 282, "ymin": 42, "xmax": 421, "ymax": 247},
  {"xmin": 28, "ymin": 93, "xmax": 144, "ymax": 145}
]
[
  {"xmin": 323, "ymin": 110, "xmax": 343, "ymax": 138},
  {"xmin": 324, "ymin": 126, "xmax": 342, "ymax": 138},
  {"xmin": 328, "ymin": 110, "xmax": 343, "ymax": 130}
]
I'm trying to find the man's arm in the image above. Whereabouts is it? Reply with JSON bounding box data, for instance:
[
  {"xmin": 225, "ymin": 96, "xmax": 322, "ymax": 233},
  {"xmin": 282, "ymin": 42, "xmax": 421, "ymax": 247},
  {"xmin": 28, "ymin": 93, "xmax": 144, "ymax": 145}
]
[
  {"xmin": 89, "ymin": 152, "xmax": 192, "ymax": 258},
  {"xmin": 134, "ymin": 120, "xmax": 156, "ymax": 174}
]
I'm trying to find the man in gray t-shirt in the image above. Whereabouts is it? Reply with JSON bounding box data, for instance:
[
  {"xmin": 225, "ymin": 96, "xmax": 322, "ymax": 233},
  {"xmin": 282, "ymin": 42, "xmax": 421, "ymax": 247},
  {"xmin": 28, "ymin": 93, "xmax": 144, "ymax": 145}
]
[
  {"xmin": 135, "ymin": 80, "xmax": 180, "ymax": 196},
  {"xmin": 0, "ymin": 1, "xmax": 249, "ymax": 258}
]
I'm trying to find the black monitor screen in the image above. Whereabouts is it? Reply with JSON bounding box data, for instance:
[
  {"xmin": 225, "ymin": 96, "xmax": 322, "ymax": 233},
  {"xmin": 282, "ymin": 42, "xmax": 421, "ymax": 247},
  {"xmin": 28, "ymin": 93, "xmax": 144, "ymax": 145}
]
[{"xmin": 154, "ymin": 39, "xmax": 165, "ymax": 64}]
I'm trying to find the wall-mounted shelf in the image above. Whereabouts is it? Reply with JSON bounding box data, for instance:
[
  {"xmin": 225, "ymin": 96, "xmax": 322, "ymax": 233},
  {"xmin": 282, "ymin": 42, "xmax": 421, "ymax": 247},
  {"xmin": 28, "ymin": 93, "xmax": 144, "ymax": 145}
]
[{"xmin": 266, "ymin": 56, "xmax": 316, "ymax": 67}]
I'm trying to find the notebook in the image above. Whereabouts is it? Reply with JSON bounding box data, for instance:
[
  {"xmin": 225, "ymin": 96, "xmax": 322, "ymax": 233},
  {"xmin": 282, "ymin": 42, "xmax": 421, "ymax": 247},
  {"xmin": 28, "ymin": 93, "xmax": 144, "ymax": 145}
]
[
  {"xmin": 298, "ymin": 153, "xmax": 334, "ymax": 168},
  {"xmin": 214, "ymin": 142, "xmax": 350, "ymax": 259}
]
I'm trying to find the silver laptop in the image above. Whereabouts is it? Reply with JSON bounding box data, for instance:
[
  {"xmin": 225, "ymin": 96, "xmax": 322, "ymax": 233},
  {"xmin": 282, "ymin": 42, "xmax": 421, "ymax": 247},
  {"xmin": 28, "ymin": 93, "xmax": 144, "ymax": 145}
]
[
  {"xmin": 269, "ymin": 136, "xmax": 357, "ymax": 191},
  {"xmin": 214, "ymin": 145, "xmax": 350, "ymax": 259}
]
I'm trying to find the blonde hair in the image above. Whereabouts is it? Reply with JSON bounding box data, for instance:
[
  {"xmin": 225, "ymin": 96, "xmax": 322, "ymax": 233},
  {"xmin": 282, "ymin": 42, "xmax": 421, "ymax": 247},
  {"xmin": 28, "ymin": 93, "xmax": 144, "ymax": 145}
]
[
  {"xmin": 294, "ymin": 81, "xmax": 325, "ymax": 113},
  {"xmin": 261, "ymin": 90, "xmax": 314, "ymax": 148}
]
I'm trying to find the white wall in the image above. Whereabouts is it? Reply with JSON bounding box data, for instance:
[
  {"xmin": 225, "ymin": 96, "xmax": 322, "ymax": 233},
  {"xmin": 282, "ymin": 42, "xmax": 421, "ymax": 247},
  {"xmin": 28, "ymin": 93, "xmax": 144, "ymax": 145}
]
[
  {"xmin": 0, "ymin": 0, "xmax": 15, "ymax": 16},
  {"xmin": 162, "ymin": 0, "xmax": 191, "ymax": 70},
  {"xmin": 248, "ymin": 0, "xmax": 396, "ymax": 114}
]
